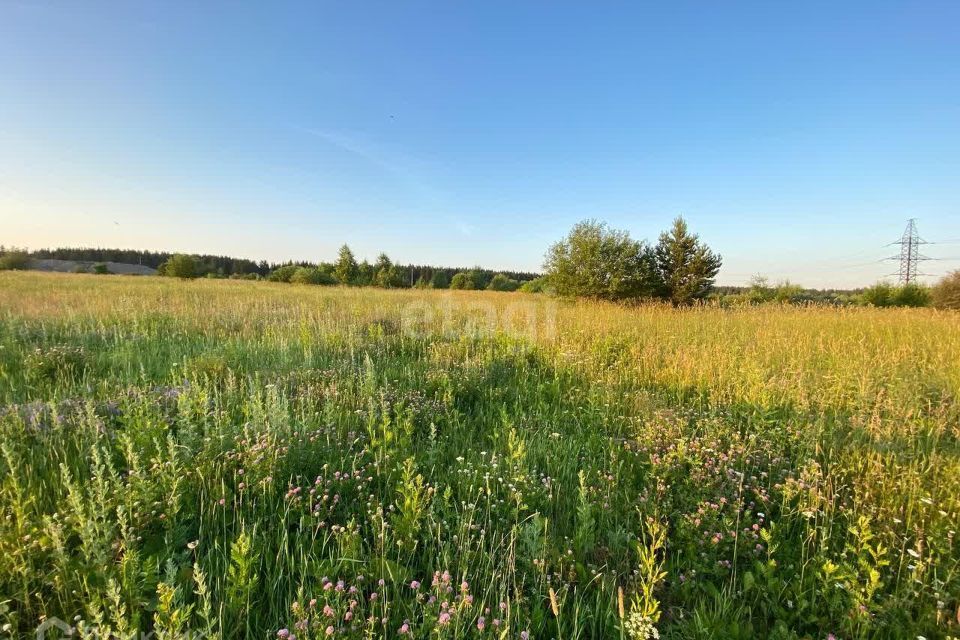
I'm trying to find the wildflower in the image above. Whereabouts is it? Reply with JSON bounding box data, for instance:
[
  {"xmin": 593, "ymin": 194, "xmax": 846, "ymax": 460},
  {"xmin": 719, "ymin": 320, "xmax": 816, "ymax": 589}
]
[
  {"xmin": 410, "ymin": 580, "xmax": 421, "ymax": 589},
  {"xmin": 623, "ymin": 611, "xmax": 659, "ymax": 639},
  {"xmin": 438, "ymin": 612, "xmax": 451, "ymax": 626},
  {"xmin": 477, "ymin": 616, "xmax": 486, "ymax": 631},
  {"xmin": 521, "ymin": 632, "xmax": 530, "ymax": 640},
  {"xmin": 399, "ymin": 623, "xmax": 410, "ymax": 635},
  {"xmin": 278, "ymin": 630, "xmax": 290, "ymax": 639},
  {"xmin": 325, "ymin": 626, "xmax": 334, "ymax": 636}
]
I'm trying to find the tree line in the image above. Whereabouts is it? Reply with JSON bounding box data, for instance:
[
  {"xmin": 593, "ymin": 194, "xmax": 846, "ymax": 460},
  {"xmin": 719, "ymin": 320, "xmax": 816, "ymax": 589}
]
[
  {"xmin": 158, "ymin": 245, "xmax": 540, "ymax": 291},
  {"xmin": 5, "ymin": 223, "xmax": 960, "ymax": 309}
]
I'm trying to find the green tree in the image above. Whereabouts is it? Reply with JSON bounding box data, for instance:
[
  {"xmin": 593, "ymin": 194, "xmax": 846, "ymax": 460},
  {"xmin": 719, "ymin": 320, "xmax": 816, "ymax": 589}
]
[
  {"xmin": 356, "ymin": 260, "xmax": 374, "ymax": 286},
  {"xmin": 334, "ymin": 244, "xmax": 358, "ymax": 285},
  {"xmin": 0, "ymin": 249, "xmax": 30, "ymax": 271},
  {"xmin": 859, "ymin": 282, "xmax": 895, "ymax": 307},
  {"xmin": 654, "ymin": 217, "xmax": 722, "ymax": 305},
  {"xmin": 544, "ymin": 220, "xmax": 660, "ymax": 301},
  {"xmin": 267, "ymin": 264, "xmax": 300, "ymax": 282},
  {"xmin": 487, "ymin": 273, "xmax": 520, "ymax": 292},
  {"xmin": 290, "ymin": 267, "xmax": 335, "ymax": 285},
  {"xmin": 374, "ymin": 253, "xmax": 406, "ymax": 288},
  {"xmin": 744, "ymin": 275, "xmax": 773, "ymax": 304},
  {"xmin": 450, "ymin": 272, "xmax": 476, "ymax": 290},
  {"xmin": 429, "ymin": 271, "xmax": 450, "ymax": 289},
  {"xmin": 162, "ymin": 254, "xmax": 197, "ymax": 279},
  {"xmin": 932, "ymin": 270, "xmax": 960, "ymax": 310},
  {"xmin": 773, "ymin": 280, "xmax": 804, "ymax": 304},
  {"xmin": 892, "ymin": 283, "xmax": 931, "ymax": 307},
  {"xmin": 518, "ymin": 277, "xmax": 549, "ymax": 293}
]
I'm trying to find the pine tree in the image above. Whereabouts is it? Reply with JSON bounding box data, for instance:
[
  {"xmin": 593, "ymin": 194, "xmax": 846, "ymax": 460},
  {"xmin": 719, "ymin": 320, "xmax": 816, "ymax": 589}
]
[
  {"xmin": 654, "ymin": 217, "xmax": 721, "ymax": 305},
  {"xmin": 334, "ymin": 244, "xmax": 358, "ymax": 285}
]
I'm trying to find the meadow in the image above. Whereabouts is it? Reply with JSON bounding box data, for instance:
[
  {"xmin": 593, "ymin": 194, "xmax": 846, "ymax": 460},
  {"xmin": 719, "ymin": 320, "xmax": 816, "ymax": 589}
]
[{"xmin": 0, "ymin": 271, "xmax": 958, "ymax": 639}]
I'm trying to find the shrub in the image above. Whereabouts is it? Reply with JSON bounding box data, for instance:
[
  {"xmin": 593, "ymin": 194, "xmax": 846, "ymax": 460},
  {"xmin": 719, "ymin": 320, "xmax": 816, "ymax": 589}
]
[
  {"xmin": 891, "ymin": 283, "xmax": 930, "ymax": 308},
  {"xmin": 932, "ymin": 270, "xmax": 960, "ymax": 310},
  {"xmin": 289, "ymin": 267, "xmax": 336, "ymax": 285},
  {"xmin": 860, "ymin": 282, "xmax": 930, "ymax": 308},
  {"xmin": 487, "ymin": 273, "xmax": 520, "ymax": 292},
  {"xmin": 0, "ymin": 249, "xmax": 31, "ymax": 271},
  {"xmin": 429, "ymin": 271, "xmax": 450, "ymax": 289},
  {"xmin": 161, "ymin": 254, "xmax": 198, "ymax": 279},
  {"xmin": 450, "ymin": 272, "xmax": 477, "ymax": 290},
  {"xmin": 267, "ymin": 265, "xmax": 300, "ymax": 282},
  {"xmin": 859, "ymin": 282, "xmax": 895, "ymax": 307},
  {"xmin": 545, "ymin": 220, "xmax": 660, "ymax": 301},
  {"xmin": 518, "ymin": 277, "xmax": 549, "ymax": 293},
  {"xmin": 91, "ymin": 263, "xmax": 110, "ymax": 275}
]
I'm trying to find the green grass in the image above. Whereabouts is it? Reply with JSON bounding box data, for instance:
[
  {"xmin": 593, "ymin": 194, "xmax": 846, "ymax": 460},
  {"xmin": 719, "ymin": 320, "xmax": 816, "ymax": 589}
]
[{"xmin": 1, "ymin": 271, "xmax": 958, "ymax": 639}]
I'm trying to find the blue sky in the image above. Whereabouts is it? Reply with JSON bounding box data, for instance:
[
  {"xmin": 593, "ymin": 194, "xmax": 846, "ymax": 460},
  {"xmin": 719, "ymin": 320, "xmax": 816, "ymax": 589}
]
[{"xmin": 1, "ymin": 1, "xmax": 958, "ymax": 287}]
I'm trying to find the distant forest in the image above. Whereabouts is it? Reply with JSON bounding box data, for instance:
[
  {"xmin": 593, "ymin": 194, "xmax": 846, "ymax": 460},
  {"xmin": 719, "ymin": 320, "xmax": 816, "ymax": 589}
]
[{"xmin": 22, "ymin": 246, "xmax": 540, "ymax": 286}]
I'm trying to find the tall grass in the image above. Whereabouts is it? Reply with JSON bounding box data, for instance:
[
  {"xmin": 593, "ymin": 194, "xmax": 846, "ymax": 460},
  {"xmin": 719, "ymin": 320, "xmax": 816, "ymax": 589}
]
[{"xmin": 0, "ymin": 271, "xmax": 957, "ymax": 638}]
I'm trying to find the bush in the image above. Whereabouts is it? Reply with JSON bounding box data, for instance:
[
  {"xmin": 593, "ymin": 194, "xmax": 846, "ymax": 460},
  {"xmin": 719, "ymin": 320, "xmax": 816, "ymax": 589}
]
[
  {"xmin": 859, "ymin": 282, "xmax": 930, "ymax": 308},
  {"xmin": 932, "ymin": 270, "xmax": 960, "ymax": 310},
  {"xmin": 267, "ymin": 265, "xmax": 300, "ymax": 282},
  {"xmin": 161, "ymin": 254, "xmax": 198, "ymax": 279},
  {"xmin": 545, "ymin": 220, "xmax": 659, "ymax": 301},
  {"xmin": 91, "ymin": 263, "xmax": 110, "ymax": 275},
  {"xmin": 429, "ymin": 271, "xmax": 450, "ymax": 289},
  {"xmin": 892, "ymin": 283, "xmax": 931, "ymax": 308},
  {"xmin": 518, "ymin": 277, "xmax": 549, "ymax": 294},
  {"xmin": 289, "ymin": 267, "xmax": 336, "ymax": 286},
  {"xmin": 860, "ymin": 282, "xmax": 895, "ymax": 307},
  {"xmin": 487, "ymin": 274, "xmax": 520, "ymax": 292},
  {"xmin": 0, "ymin": 249, "xmax": 31, "ymax": 271},
  {"xmin": 450, "ymin": 272, "xmax": 481, "ymax": 290}
]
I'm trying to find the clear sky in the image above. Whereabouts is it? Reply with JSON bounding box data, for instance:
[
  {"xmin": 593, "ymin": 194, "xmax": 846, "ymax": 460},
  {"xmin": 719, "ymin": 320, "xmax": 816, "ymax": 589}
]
[{"xmin": 2, "ymin": 1, "xmax": 958, "ymax": 287}]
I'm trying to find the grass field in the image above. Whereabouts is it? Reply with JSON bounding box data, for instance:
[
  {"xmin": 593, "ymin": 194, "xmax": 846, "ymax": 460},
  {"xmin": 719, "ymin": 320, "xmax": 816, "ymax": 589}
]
[{"xmin": 1, "ymin": 271, "xmax": 958, "ymax": 639}]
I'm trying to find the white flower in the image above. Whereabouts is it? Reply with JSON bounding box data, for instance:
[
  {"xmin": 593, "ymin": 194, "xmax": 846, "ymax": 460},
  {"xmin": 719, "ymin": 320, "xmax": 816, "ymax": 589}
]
[{"xmin": 623, "ymin": 611, "xmax": 659, "ymax": 640}]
